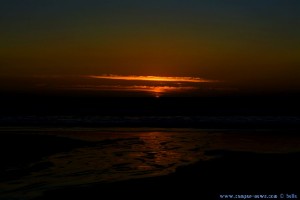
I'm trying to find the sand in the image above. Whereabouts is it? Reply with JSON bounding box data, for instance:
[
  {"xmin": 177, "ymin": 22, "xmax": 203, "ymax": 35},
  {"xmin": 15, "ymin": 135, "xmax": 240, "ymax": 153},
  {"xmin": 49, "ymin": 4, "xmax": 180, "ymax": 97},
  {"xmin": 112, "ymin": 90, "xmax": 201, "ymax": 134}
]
[
  {"xmin": 0, "ymin": 130, "xmax": 299, "ymax": 199},
  {"xmin": 34, "ymin": 150, "xmax": 300, "ymax": 199}
]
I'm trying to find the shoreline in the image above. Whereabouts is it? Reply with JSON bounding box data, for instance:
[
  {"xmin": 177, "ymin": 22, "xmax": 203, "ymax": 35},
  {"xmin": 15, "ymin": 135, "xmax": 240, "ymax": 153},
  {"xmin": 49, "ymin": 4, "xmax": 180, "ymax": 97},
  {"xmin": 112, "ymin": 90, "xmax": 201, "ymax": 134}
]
[
  {"xmin": 35, "ymin": 150, "xmax": 300, "ymax": 199},
  {"xmin": 0, "ymin": 129, "xmax": 299, "ymax": 199},
  {"xmin": 1, "ymin": 115, "xmax": 300, "ymax": 129}
]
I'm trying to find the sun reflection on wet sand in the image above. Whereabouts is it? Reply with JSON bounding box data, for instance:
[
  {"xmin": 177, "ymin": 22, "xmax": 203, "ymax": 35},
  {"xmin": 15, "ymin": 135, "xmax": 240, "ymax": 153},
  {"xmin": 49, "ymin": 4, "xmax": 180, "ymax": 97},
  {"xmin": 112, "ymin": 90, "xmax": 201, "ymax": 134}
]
[
  {"xmin": 1, "ymin": 130, "xmax": 300, "ymax": 199},
  {"xmin": 137, "ymin": 132, "xmax": 181, "ymax": 171}
]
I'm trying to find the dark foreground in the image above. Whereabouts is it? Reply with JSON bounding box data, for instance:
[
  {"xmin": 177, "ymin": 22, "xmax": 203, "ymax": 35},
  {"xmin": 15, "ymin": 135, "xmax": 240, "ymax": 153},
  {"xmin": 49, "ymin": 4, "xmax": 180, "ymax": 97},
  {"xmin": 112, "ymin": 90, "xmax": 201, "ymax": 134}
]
[
  {"xmin": 0, "ymin": 130, "xmax": 299, "ymax": 200},
  {"xmin": 1, "ymin": 81, "xmax": 300, "ymax": 200},
  {"xmin": 35, "ymin": 151, "xmax": 299, "ymax": 200},
  {"xmin": 1, "ymin": 94, "xmax": 300, "ymax": 129}
]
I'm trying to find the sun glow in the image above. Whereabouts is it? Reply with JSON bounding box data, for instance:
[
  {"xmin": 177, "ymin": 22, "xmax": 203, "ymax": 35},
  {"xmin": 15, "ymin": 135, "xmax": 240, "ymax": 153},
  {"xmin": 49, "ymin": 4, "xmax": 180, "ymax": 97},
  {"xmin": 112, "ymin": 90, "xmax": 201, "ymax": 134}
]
[
  {"xmin": 131, "ymin": 86, "xmax": 196, "ymax": 98},
  {"xmin": 71, "ymin": 85, "xmax": 196, "ymax": 97},
  {"xmin": 88, "ymin": 75, "xmax": 216, "ymax": 83},
  {"xmin": 81, "ymin": 74, "xmax": 220, "ymax": 97}
]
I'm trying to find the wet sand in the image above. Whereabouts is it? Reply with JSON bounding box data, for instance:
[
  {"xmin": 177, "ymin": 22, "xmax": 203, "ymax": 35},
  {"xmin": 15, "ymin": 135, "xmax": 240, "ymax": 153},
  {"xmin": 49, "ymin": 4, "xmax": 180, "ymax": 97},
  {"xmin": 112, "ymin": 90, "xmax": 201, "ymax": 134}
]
[
  {"xmin": 35, "ymin": 150, "xmax": 300, "ymax": 199},
  {"xmin": 0, "ymin": 132, "xmax": 91, "ymax": 181},
  {"xmin": 0, "ymin": 129, "xmax": 299, "ymax": 199}
]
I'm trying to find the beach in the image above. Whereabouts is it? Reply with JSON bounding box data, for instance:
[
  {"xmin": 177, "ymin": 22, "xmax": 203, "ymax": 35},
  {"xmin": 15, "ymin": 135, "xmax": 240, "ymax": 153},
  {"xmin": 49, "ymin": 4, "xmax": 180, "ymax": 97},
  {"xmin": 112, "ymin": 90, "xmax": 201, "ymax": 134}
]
[
  {"xmin": 0, "ymin": 128, "xmax": 299, "ymax": 199},
  {"xmin": 2, "ymin": 0, "xmax": 300, "ymax": 199},
  {"xmin": 38, "ymin": 150, "xmax": 300, "ymax": 200}
]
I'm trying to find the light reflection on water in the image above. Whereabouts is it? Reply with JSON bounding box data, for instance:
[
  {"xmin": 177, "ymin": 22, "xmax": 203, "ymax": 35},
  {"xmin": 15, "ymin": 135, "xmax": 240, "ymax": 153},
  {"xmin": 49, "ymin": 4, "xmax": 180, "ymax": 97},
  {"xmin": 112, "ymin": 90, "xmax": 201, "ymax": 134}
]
[
  {"xmin": 0, "ymin": 130, "xmax": 213, "ymax": 199},
  {"xmin": 1, "ymin": 129, "xmax": 299, "ymax": 199},
  {"xmin": 43, "ymin": 131, "xmax": 212, "ymax": 183}
]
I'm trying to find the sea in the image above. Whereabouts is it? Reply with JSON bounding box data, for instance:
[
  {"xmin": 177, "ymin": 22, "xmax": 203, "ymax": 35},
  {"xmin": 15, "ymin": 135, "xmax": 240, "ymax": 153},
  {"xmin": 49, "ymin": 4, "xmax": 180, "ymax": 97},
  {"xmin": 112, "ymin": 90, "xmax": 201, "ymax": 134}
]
[{"xmin": 0, "ymin": 93, "xmax": 299, "ymax": 199}]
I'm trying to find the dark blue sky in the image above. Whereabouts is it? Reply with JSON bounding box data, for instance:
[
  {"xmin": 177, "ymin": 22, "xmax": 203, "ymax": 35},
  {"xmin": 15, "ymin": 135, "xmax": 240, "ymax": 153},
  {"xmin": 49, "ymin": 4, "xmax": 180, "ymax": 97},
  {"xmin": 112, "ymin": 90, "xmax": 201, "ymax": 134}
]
[{"xmin": 0, "ymin": 0, "xmax": 299, "ymax": 91}]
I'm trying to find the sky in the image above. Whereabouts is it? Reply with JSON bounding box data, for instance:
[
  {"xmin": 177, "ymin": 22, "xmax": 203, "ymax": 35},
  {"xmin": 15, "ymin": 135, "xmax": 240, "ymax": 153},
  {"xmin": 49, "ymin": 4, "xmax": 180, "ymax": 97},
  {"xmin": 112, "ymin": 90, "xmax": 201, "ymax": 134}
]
[{"xmin": 0, "ymin": 0, "xmax": 300, "ymax": 94}]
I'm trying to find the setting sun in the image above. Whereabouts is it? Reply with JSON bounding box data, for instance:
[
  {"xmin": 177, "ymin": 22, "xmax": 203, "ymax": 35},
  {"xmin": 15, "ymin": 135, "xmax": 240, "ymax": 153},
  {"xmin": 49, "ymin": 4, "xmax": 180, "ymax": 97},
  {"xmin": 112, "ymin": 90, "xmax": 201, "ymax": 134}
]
[
  {"xmin": 0, "ymin": 1, "xmax": 299, "ymax": 199},
  {"xmin": 81, "ymin": 75, "xmax": 217, "ymax": 97},
  {"xmin": 88, "ymin": 75, "xmax": 216, "ymax": 83}
]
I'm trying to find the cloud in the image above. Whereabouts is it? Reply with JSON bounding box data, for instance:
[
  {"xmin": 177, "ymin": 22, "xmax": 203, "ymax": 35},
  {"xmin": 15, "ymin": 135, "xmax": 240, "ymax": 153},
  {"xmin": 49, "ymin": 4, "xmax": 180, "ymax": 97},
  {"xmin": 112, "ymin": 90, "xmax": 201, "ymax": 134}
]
[{"xmin": 88, "ymin": 75, "xmax": 217, "ymax": 83}]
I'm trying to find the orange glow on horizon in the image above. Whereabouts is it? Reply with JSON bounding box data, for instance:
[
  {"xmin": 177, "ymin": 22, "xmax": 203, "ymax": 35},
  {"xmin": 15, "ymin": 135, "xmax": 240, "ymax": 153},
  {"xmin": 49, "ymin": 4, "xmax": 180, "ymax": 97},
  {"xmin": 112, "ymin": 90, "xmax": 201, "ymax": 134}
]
[
  {"xmin": 132, "ymin": 86, "xmax": 196, "ymax": 98},
  {"xmin": 66, "ymin": 85, "xmax": 197, "ymax": 97},
  {"xmin": 88, "ymin": 75, "xmax": 216, "ymax": 83}
]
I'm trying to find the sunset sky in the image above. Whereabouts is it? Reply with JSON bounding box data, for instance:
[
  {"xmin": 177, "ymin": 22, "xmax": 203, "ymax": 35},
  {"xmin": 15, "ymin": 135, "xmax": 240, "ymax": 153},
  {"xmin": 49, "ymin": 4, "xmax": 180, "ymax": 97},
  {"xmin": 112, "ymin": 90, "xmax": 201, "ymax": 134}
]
[{"xmin": 0, "ymin": 0, "xmax": 299, "ymax": 94}]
